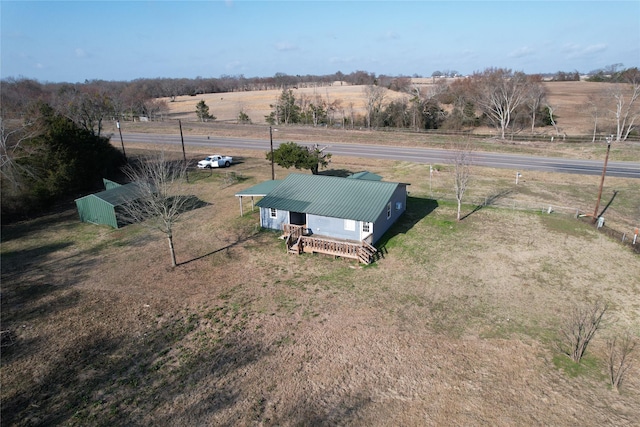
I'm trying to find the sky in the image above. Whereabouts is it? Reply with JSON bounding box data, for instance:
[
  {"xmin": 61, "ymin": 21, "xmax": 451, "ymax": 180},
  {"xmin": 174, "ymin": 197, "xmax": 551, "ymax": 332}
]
[{"xmin": 2, "ymin": 0, "xmax": 639, "ymax": 83}]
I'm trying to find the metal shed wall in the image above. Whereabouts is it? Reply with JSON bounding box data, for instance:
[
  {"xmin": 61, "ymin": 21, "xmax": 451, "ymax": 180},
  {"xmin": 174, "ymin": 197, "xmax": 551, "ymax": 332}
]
[
  {"xmin": 75, "ymin": 182, "xmax": 142, "ymax": 229},
  {"xmin": 75, "ymin": 195, "xmax": 118, "ymax": 228}
]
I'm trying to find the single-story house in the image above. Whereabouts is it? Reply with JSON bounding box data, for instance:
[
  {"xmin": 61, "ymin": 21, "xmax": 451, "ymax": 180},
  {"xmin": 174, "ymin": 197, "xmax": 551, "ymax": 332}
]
[
  {"xmin": 75, "ymin": 179, "xmax": 142, "ymax": 228},
  {"xmin": 252, "ymin": 172, "xmax": 407, "ymax": 246}
]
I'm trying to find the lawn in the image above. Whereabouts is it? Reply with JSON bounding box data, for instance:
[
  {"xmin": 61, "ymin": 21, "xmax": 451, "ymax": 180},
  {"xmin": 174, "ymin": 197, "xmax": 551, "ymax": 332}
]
[{"xmin": 1, "ymin": 150, "xmax": 639, "ymax": 426}]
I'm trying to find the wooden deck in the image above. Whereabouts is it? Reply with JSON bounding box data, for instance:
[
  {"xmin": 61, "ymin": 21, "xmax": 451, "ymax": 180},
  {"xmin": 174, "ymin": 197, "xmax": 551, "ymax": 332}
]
[{"xmin": 283, "ymin": 224, "xmax": 378, "ymax": 264}]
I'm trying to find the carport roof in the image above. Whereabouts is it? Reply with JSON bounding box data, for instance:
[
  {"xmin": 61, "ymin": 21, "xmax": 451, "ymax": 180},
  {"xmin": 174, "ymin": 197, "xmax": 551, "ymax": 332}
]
[{"xmin": 235, "ymin": 180, "xmax": 283, "ymax": 197}]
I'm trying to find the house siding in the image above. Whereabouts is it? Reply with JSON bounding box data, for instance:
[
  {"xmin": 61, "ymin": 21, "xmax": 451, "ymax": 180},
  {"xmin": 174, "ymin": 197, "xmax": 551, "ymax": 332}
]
[
  {"xmin": 260, "ymin": 207, "xmax": 288, "ymax": 231},
  {"xmin": 307, "ymin": 214, "xmax": 361, "ymax": 241},
  {"xmin": 255, "ymin": 175, "xmax": 408, "ymax": 245},
  {"xmin": 371, "ymin": 184, "xmax": 407, "ymax": 244}
]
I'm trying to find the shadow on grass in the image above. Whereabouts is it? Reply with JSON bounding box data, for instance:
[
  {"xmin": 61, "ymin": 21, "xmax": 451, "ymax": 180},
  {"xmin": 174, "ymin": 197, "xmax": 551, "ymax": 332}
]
[
  {"xmin": 1, "ymin": 207, "xmax": 79, "ymax": 243},
  {"xmin": 179, "ymin": 227, "xmax": 262, "ymax": 266},
  {"xmin": 1, "ymin": 306, "xmax": 269, "ymax": 426},
  {"xmin": 375, "ymin": 196, "xmax": 439, "ymax": 259},
  {"xmin": 460, "ymin": 189, "xmax": 513, "ymax": 221}
]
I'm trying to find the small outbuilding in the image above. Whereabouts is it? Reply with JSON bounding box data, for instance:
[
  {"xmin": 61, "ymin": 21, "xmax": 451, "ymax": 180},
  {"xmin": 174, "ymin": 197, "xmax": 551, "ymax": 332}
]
[{"xmin": 75, "ymin": 180, "xmax": 142, "ymax": 228}]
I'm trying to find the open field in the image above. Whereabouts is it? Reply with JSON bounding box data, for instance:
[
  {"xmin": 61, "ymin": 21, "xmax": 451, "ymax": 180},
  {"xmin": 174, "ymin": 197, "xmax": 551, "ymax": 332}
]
[
  {"xmin": 159, "ymin": 80, "xmax": 618, "ymax": 137},
  {"xmin": 2, "ymin": 146, "xmax": 639, "ymax": 426}
]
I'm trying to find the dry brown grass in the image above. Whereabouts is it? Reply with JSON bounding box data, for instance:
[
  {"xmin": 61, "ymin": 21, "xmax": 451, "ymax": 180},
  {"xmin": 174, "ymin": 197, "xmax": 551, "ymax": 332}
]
[
  {"xmin": 160, "ymin": 80, "xmax": 622, "ymax": 137},
  {"xmin": 2, "ymin": 149, "xmax": 639, "ymax": 426},
  {"xmin": 161, "ymin": 83, "xmax": 408, "ymax": 124}
]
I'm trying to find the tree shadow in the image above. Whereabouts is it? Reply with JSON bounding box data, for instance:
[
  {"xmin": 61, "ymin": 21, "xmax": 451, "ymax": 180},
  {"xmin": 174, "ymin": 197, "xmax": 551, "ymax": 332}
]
[
  {"xmin": 178, "ymin": 227, "xmax": 262, "ymax": 266},
  {"xmin": 1, "ymin": 307, "xmax": 269, "ymax": 426},
  {"xmin": 1, "ymin": 208, "xmax": 79, "ymax": 243},
  {"xmin": 317, "ymin": 168, "xmax": 354, "ymax": 178},
  {"xmin": 460, "ymin": 189, "xmax": 513, "ymax": 221}
]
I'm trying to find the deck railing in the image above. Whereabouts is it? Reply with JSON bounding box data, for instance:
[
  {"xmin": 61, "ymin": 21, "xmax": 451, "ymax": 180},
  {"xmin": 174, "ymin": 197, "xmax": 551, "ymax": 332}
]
[{"xmin": 282, "ymin": 224, "xmax": 377, "ymax": 264}]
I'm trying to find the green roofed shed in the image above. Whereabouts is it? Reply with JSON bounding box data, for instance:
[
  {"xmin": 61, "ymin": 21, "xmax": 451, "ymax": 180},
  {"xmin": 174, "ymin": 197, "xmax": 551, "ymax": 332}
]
[{"xmin": 75, "ymin": 182, "xmax": 142, "ymax": 228}]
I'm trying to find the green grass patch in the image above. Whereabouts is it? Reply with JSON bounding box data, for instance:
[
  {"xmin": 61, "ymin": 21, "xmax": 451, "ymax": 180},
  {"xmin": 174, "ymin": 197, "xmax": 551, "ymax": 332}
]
[
  {"xmin": 540, "ymin": 214, "xmax": 594, "ymax": 239},
  {"xmin": 552, "ymin": 353, "xmax": 602, "ymax": 378}
]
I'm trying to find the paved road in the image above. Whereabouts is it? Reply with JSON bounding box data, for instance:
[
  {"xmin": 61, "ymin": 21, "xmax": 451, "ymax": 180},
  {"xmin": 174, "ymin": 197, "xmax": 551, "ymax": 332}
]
[{"xmin": 115, "ymin": 132, "xmax": 640, "ymax": 179}]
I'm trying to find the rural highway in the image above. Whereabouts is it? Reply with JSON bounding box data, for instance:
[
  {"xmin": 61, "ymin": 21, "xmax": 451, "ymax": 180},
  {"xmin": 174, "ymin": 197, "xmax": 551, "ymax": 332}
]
[{"xmin": 115, "ymin": 132, "xmax": 640, "ymax": 179}]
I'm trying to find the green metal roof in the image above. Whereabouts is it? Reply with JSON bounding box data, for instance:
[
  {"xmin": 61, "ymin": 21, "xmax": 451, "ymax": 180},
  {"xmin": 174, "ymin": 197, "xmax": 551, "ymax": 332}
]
[
  {"xmin": 235, "ymin": 180, "xmax": 283, "ymax": 197},
  {"xmin": 90, "ymin": 182, "xmax": 143, "ymax": 207},
  {"xmin": 256, "ymin": 173, "xmax": 401, "ymax": 223}
]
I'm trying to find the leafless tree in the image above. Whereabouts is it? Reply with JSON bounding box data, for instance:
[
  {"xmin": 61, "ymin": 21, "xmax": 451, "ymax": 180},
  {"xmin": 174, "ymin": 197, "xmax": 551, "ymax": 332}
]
[
  {"xmin": 347, "ymin": 102, "xmax": 355, "ymax": 129},
  {"xmin": 364, "ymin": 85, "xmax": 385, "ymax": 129},
  {"xmin": 557, "ymin": 300, "xmax": 607, "ymax": 363},
  {"xmin": 545, "ymin": 103, "xmax": 563, "ymax": 139},
  {"xmin": 474, "ymin": 68, "xmax": 529, "ymax": 139},
  {"xmin": 587, "ymin": 94, "xmax": 604, "ymax": 143},
  {"xmin": 54, "ymin": 84, "xmax": 113, "ymax": 136},
  {"xmin": 0, "ymin": 115, "xmax": 37, "ymax": 190},
  {"xmin": 607, "ymin": 332, "xmax": 636, "ymax": 391},
  {"xmin": 526, "ymin": 78, "xmax": 546, "ymax": 134},
  {"xmin": 451, "ymin": 141, "xmax": 472, "ymax": 221},
  {"xmin": 607, "ymin": 82, "xmax": 640, "ymax": 142},
  {"xmin": 119, "ymin": 152, "xmax": 193, "ymax": 268}
]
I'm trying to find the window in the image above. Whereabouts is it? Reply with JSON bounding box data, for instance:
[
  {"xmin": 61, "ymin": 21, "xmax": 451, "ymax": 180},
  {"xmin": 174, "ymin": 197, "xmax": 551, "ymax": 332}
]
[
  {"xmin": 362, "ymin": 222, "xmax": 370, "ymax": 233},
  {"xmin": 395, "ymin": 201, "xmax": 403, "ymax": 210},
  {"xmin": 270, "ymin": 208, "xmax": 277, "ymax": 218},
  {"xmin": 344, "ymin": 219, "xmax": 355, "ymax": 231},
  {"xmin": 387, "ymin": 202, "xmax": 392, "ymax": 219}
]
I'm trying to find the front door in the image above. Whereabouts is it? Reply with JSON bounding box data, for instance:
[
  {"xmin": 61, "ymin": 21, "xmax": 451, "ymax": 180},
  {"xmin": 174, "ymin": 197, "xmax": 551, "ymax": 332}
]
[{"xmin": 289, "ymin": 211, "xmax": 306, "ymax": 226}]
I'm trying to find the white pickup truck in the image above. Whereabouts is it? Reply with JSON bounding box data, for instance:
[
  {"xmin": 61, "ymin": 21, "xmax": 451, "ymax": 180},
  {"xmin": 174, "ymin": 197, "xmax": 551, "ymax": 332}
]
[{"xmin": 197, "ymin": 154, "xmax": 233, "ymax": 168}]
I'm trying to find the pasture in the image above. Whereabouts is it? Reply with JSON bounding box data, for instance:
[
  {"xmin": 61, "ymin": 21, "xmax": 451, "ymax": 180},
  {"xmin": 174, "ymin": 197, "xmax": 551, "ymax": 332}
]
[{"xmin": 2, "ymin": 145, "xmax": 639, "ymax": 426}]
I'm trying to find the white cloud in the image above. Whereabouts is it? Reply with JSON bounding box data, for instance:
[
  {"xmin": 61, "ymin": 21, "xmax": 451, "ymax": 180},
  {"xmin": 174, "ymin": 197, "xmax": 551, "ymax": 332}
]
[
  {"xmin": 275, "ymin": 41, "xmax": 297, "ymax": 52},
  {"xmin": 328, "ymin": 56, "xmax": 356, "ymax": 65},
  {"xmin": 224, "ymin": 60, "xmax": 242, "ymax": 71},
  {"xmin": 562, "ymin": 42, "xmax": 607, "ymax": 58},
  {"xmin": 75, "ymin": 48, "xmax": 87, "ymax": 58},
  {"xmin": 376, "ymin": 30, "xmax": 400, "ymax": 42},
  {"xmin": 583, "ymin": 43, "xmax": 607, "ymax": 54},
  {"xmin": 384, "ymin": 30, "xmax": 399, "ymax": 40},
  {"xmin": 509, "ymin": 46, "xmax": 535, "ymax": 58}
]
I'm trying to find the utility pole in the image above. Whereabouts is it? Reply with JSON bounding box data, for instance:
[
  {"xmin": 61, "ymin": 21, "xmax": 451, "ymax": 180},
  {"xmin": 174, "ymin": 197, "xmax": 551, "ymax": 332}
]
[
  {"xmin": 179, "ymin": 119, "xmax": 188, "ymax": 183},
  {"xmin": 593, "ymin": 135, "xmax": 612, "ymax": 222},
  {"xmin": 270, "ymin": 126, "xmax": 275, "ymax": 180},
  {"xmin": 116, "ymin": 121, "xmax": 127, "ymax": 162}
]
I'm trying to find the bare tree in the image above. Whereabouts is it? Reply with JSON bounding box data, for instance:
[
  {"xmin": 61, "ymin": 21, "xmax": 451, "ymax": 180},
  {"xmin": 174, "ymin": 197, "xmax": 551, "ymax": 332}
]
[
  {"xmin": 474, "ymin": 68, "xmax": 529, "ymax": 139},
  {"xmin": 364, "ymin": 85, "xmax": 385, "ymax": 129},
  {"xmin": 587, "ymin": 94, "xmax": 604, "ymax": 143},
  {"xmin": 607, "ymin": 332, "xmax": 636, "ymax": 391},
  {"xmin": 558, "ymin": 300, "xmax": 607, "ymax": 363},
  {"xmin": 607, "ymin": 82, "xmax": 640, "ymax": 142},
  {"xmin": 1, "ymin": 115, "xmax": 36, "ymax": 190},
  {"xmin": 526, "ymin": 78, "xmax": 546, "ymax": 134},
  {"xmin": 451, "ymin": 141, "xmax": 472, "ymax": 221},
  {"xmin": 119, "ymin": 152, "xmax": 193, "ymax": 268},
  {"xmin": 545, "ymin": 103, "xmax": 563, "ymax": 139}
]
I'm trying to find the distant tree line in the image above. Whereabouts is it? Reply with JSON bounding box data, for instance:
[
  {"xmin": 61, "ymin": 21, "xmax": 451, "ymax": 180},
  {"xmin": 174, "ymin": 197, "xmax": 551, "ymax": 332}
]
[
  {"xmin": 2, "ymin": 65, "xmax": 638, "ymax": 220},
  {"xmin": 264, "ymin": 68, "xmax": 553, "ymax": 135}
]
